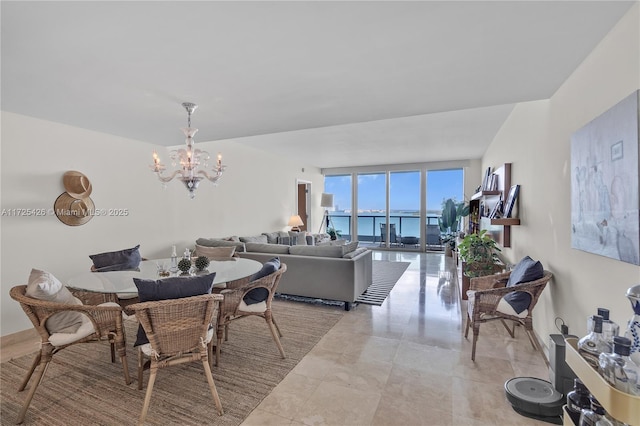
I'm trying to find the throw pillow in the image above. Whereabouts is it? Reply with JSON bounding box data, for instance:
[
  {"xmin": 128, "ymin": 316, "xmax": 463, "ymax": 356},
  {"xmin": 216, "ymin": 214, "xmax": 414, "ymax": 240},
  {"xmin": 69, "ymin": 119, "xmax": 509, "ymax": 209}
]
[
  {"xmin": 506, "ymin": 256, "xmax": 543, "ymax": 287},
  {"xmin": 195, "ymin": 237, "xmax": 246, "ymax": 253},
  {"xmin": 26, "ymin": 269, "xmax": 84, "ymax": 334},
  {"xmin": 195, "ymin": 244, "xmax": 236, "ymax": 258},
  {"xmin": 503, "ymin": 256, "xmax": 544, "ymax": 314},
  {"xmin": 261, "ymin": 232, "xmax": 281, "ymax": 244},
  {"xmin": 89, "ymin": 244, "xmax": 141, "ymax": 272},
  {"xmin": 342, "ymin": 241, "xmax": 359, "ymax": 255},
  {"xmin": 244, "ymin": 257, "xmax": 280, "ymax": 305},
  {"xmin": 277, "ymin": 236, "xmax": 291, "ymax": 245},
  {"xmin": 133, "ymin": 272, "xmax": 216, "ymax": 346},
  {"xmin": 288, "ymin": 231, "xmax": 307, "ymax": 246}
]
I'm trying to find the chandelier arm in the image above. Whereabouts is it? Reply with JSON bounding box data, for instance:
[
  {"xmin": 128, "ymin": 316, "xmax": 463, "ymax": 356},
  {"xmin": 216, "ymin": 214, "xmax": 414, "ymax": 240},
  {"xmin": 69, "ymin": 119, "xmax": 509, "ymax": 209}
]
[
  {"xmin": 155, "ymin": 170, "xmax": 182, "ymax": 183},
  {"xmin": 197, "ymin": 170, "xmax": 222, "ymax": 183}
]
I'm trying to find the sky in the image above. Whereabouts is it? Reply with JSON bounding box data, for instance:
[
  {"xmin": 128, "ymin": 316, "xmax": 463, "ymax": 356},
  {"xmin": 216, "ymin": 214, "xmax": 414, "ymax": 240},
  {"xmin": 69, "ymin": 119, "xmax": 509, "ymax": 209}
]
[{"xmin": 325, "ymin": 169, "xmax": 464, "ymax": 212}]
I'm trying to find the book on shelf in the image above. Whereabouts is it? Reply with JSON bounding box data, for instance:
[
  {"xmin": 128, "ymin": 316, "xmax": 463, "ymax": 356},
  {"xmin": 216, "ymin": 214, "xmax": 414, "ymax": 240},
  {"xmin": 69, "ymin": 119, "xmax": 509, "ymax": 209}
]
[{"xmin": 481, "ymin": 167, "xmax": 492, "ymax": 191}]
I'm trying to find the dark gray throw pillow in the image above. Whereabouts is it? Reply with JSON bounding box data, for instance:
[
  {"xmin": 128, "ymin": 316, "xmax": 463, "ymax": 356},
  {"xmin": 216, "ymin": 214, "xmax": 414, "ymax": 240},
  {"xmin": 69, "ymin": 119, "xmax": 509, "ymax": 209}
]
[
  {"xmin": 133, "ymin": 272, "xmax": 216, "ymax": 346},
  {"xmin": 503, "ymin": 256, "xmax": 543, "ymax": 314},
  {"xmin": 90, "ymin": 244, "xmax": 141, "ymax": 272},
  {"xmin": 243, "ymin": 257, "xmax": 280, "ymax": 305}
]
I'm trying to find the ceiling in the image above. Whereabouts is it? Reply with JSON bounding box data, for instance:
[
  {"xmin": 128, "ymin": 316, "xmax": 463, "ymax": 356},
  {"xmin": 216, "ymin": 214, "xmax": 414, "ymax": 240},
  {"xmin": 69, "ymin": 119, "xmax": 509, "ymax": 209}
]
[{"xmin": 1, "ymin": 1, "xmax": 634, "ymax": 169}]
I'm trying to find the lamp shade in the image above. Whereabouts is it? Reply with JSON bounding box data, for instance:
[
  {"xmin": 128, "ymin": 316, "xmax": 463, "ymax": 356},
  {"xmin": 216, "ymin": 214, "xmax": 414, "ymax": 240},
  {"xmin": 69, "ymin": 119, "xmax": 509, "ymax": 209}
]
[
  {"xmin": 320, "ymin": 193, "xmax": 334, "ymax": 208},
  {"xmin": 287, "ymin": 215, "xmax": 304, "ymax": 228}
]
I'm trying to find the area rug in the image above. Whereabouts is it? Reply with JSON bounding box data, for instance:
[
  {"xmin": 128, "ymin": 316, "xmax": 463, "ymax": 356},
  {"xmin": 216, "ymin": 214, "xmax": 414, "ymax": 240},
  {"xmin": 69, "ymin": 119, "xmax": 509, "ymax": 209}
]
[
  {"xmin": 356, "ymin": 260, "xmax": 410, "ymax": 306},
  {"xmin": 0, "ymin": 299, "xmax": 344, "ymax": 426}
]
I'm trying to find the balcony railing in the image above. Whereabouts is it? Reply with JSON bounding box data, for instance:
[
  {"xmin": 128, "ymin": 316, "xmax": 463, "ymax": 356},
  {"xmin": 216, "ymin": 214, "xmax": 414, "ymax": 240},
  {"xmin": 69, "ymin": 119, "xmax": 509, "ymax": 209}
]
[{"xmin": 327, "ymin": 213, "xmax": 441, "ymax": 243}]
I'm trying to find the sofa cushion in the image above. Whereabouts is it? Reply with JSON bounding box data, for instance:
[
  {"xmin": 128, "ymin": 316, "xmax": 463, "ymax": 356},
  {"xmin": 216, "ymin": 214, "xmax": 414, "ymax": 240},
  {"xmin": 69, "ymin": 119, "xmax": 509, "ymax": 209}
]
[
  {"xmin": 289, "ymin": 245, "xmax": 344, "ymax": 258},
  {"xmin": 318, "ymin": 239, "xmax": 347, "ymax": 246},
  {"xmin": 244, "ymin": 257, "xmax": 280, "ymax": 305},
  {"xmin": 196, "ymin": 237, "xmax": 246, "ymax": 253},
  {"xmin": 133, "ymin": 273, "xmax": 216, "ymax": 346},
  {"xmin": 239, "ymin": 235, "xmax": 268, "ymax": 244},
  {"xmin": 195, "ymin": 244, "xmax": 236, "ymax": 258},
  {"xmin": 89, "ymin": 244, "xmax": 141, "ymax": 272},
  {"xmin": 261, "ymin": 232, "xmax": 281, "ymax": 244},
  {"xmin": 245, "ymin": 242, "xmax": 290, "ymax": 254},
  {"xmin": 343, "ymin": 247, "xmax": 368, "ymax": 259},
  {"xmin": 26, "ymin": 268, "xmax": 84, "ymax": 334}
]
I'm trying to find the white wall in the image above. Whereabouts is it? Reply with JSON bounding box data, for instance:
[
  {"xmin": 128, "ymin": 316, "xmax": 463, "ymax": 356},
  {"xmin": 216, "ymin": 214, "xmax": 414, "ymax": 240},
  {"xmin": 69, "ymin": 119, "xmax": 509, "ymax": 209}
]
[
  {"xmin": 0, "ymin": 112, "xmax": 323, "ymax": 335},
  {"xmin": 481, "ymin": 5, "xmax": 640, "ymax": 342}
]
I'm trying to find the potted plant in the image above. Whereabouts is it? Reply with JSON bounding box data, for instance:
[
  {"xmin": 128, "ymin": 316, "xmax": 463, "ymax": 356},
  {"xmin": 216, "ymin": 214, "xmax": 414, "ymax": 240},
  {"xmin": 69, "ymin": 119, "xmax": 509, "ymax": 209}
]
[
  {"xmin": 457, "ymin": 229, "xmax": 502, "ymax": 278},
  {"xmin": 439, "ymin": 198, "xmax": 469, "ymax": 255},
  {"xmin": 327, "ymin": 227, "xmax": 341, "ymax": 241}
]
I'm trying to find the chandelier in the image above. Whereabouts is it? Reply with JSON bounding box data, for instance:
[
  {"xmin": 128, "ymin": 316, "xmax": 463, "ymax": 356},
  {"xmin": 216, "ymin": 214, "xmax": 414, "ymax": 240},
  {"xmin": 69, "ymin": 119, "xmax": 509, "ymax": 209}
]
[{"xmin": 150, "ymin": 102, "xmax": 226, "ymax": 198}]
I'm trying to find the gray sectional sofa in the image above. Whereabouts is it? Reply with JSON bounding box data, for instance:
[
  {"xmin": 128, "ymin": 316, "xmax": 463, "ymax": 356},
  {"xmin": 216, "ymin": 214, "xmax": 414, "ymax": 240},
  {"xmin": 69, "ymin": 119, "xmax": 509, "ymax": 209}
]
[{"xmin": 196, "ymin": 234, "xmax": 373, "ymax": 310}]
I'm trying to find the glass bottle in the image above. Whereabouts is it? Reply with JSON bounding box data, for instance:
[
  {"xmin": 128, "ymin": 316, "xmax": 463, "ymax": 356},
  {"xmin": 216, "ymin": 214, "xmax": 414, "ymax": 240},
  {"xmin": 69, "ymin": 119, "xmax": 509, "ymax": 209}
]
[
  {"xmin": 170, "ymin": 245, "xmax": 178, "ymax": 272},
  {"xmin": 566, "ymin": 378, "xmax": 591, "ymax": 425},
  {"xmin": 183, "ymin": 247, "xmax": 191, "ymax": 261},
  {"xmin": 598, "ymin": 336, "xmax": 640, "ymax": 396},
  {"xmin": 587, "ymin": 308, "xmax": 620, "ymax": 345},
  {"xmin": 624, "ymin": 284, "xmax": 640, "ymax": 366},
  {"xmin": 579, "ymin": 315, "xmax": 612, "ymax": 368},
  {"xmin": 579, "ymin": 396, "xmax": 609, "ymax": 426}
]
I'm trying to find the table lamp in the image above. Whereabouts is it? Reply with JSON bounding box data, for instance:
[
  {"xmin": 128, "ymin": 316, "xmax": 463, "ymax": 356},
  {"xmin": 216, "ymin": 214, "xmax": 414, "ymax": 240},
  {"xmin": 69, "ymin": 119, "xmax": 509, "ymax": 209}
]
[{"xmin": 288, "ymin": 214, "xmax": 304, "ymax": 232}]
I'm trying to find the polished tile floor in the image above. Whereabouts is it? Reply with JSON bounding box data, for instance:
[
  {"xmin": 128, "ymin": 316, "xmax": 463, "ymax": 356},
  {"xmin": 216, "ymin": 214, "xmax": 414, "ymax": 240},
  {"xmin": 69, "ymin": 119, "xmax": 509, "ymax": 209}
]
[{"xmin": 242, "ymin": 251, "xmax": 550, "ymax": 426}]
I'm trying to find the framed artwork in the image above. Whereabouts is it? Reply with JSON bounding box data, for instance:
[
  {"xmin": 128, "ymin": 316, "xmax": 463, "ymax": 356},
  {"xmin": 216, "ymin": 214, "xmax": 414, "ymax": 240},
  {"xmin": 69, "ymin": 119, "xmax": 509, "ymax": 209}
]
[
  {"xmin": 503, "ymin": 185, "xmax": 520, "ymax": 218},
  {"xmin": 571, "ymin": 90, "xmax": 640, "ymax": 265}
]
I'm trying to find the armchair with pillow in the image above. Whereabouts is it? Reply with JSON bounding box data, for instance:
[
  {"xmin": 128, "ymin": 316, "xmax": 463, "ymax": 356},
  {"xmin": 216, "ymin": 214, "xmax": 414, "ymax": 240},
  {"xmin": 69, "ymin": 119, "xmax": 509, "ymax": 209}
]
[
  {"xmin": 10, "ymin": 269, "xmax": 131, "ymax": 424},
  {"xmin": 464, "ymin": 256, "xmax": 553, "ymax": 366}
]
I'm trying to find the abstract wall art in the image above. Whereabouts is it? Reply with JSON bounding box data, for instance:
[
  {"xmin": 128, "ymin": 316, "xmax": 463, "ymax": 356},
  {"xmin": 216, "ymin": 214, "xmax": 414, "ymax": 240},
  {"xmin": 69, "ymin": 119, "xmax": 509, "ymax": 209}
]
[{"xmin": 571, "ymin": 90, "xmax": 640, "ymax": 265}]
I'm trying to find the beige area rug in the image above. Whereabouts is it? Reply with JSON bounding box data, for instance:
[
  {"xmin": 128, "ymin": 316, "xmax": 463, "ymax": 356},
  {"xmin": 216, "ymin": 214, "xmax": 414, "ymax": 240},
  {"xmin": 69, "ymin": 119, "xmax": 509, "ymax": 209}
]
[{"xmin": 1, "ymin": 300, "xmax": 345, "ymax": 425}]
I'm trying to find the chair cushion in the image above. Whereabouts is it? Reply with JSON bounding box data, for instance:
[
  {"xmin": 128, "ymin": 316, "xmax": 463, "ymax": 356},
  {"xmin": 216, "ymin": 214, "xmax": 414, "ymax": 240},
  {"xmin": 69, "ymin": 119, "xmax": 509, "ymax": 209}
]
[
  {"xmin": 89, "ymin": 245, "xmax": 141, "ymax": 272},
  {"xmin": 133, "ymin": 273, "xmax": 216, "ymax": 346},
  {"xmin": 496, "ymin": 298, "xmax": 529, "ymax": 318},
  {"xmin": 504, "ymin": 256, "xmax": 542, "ymax": 314},
  {"xmin": 47, "ymin": 302, "xmax": 122, "ymax": 346},
  {"xmin": 243, "ymin": 257, "xmax": 280, "ymax": 305},
  {"xmin": 26, "ymin": 269, "xmax": 84, "ymax": 334},
  {"xmin": 195, "ymin": 244, "xmax": 236, "ymax": 258},
  {"xmin": 238, "ymin": 299, "xmax": 267, "ymax": 313}
]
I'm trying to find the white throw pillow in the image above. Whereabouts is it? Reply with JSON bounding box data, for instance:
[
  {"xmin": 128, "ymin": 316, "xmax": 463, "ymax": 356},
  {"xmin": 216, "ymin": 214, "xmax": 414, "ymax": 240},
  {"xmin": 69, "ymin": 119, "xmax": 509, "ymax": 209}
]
[
  {"xmin": 26, "ymin": 268, "xmax": 84, "ymax": 333},
  {"xmin": 288, "ymin": 231, "xmax": 307, "ymax": 246}
]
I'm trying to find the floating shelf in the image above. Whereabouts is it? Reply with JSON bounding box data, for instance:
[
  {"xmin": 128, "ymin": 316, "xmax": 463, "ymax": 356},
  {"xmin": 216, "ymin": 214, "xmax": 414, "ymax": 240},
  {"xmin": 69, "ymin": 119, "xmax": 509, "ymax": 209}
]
[
  {"xmin": 490, "ymin": 218, "xmax": 520, "ymax": 226},
  {"xmin": 471, "ymin": 190, "xmax": 501, "ymax": 200},
  {"xmin": 564, "ymin": 337, "xmax": 640, "ymax": 425}
]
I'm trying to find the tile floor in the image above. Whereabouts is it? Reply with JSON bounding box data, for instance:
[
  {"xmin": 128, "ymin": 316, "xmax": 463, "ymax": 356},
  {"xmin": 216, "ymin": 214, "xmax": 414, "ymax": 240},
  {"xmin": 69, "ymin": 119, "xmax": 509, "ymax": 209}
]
[
  {"xmin": 1, "ymin": 251, "xmax": 551, "ymax": 425},
  {"xmin": 242, "ymin": 251, "xmax": 550, "ymax": 425}
]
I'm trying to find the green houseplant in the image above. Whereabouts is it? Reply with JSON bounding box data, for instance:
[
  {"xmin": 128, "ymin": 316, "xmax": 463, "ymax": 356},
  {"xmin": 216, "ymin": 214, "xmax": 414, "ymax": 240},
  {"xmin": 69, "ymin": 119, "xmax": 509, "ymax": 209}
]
[
  {"xmin": 439, "ymin": 198, "xmax": 469, "ymax": 253},
  {"xmin": 457, "ymin": 229, "xmax": 502, "ymax": 277},
  {"xmin": 327, "ymin": 227, "xmax": 341, "ymax": 241}
]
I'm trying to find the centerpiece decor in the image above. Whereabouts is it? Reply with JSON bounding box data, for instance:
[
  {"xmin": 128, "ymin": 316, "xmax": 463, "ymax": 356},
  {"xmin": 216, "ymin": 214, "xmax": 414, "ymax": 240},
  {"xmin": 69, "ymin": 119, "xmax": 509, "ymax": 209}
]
[
  {"xmin": 177, "ymin": 258, "xmax": 192, "ymax": 274},
  {"xmin": 195, "ymin": 256, "xmax": 210, "ymax": 272}
]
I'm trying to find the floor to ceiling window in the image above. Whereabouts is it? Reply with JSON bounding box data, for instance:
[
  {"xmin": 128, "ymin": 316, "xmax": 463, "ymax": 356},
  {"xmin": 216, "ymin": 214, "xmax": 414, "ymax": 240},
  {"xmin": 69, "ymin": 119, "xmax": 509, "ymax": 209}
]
[
  {"xmin": 357, "ymin": 172, "xmax": 387, "ymax": 244},
  {"xmin": 324, "ymin": 174, "xmax": 352, "ymax": 240},
  {"xmin": 390, "ymin": 171, "xmax": 421, "ymax": 246},
  {"xmin": 323, "ymin": 166, "xmax": 465, "ymax": 251}
]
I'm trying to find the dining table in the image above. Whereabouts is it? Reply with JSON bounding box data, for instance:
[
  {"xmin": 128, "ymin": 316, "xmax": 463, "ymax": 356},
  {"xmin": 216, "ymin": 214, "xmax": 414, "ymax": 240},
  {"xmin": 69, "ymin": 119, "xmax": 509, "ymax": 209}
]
[{"xmin": 66, "ymin": 257, "xmax": 263, "ymax": 295}]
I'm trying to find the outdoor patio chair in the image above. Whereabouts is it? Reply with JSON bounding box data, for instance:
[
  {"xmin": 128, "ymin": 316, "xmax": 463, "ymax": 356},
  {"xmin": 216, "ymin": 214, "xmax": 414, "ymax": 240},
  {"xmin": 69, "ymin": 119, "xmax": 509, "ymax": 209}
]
[
  {"xmin": 9, "ymin": 285, "xmax": 131, "ymax": 424},
  {"xmin": 464, "ymin": 270, "xmax": 553, "ymax": 367},
  {"xmin": 215, "ymin": 262, "xmax": 287, "ymax": 366},
  {"xmin": 128, "ymin": 293, "xmax": 224, "ymax": 423},
  {"xmin": 380, "ymin": 223, "xmax": 401, "ymax": 247}
]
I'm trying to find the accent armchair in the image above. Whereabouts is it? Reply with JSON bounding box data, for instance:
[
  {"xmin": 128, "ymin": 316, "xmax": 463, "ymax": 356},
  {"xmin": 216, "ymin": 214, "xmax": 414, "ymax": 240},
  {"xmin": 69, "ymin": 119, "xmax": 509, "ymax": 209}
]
[
  {"xmin": 9, "ymin": 285, "xmax": 131, "ymax": 424},
  {"xmin": 215, "ymin": 263, "xmax": 287, "ymax": 366},
  {"xmin": 464, "ymin": 270, "xmax": 553, "ymax": 367}
]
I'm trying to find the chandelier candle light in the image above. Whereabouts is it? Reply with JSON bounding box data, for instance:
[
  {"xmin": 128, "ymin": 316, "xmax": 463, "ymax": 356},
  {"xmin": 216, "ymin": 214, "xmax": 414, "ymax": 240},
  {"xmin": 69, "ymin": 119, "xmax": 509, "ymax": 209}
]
[{"xmin": 150, "ymin": 102, "xmax": 226, "ymax": 199}]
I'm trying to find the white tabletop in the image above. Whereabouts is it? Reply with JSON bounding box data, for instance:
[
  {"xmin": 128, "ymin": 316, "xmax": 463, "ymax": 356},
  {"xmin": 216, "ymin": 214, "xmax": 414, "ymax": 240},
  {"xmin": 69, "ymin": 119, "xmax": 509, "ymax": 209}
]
[{"xmin": 66, "ymin": 258, "xmax": 262, "ymax": 294}]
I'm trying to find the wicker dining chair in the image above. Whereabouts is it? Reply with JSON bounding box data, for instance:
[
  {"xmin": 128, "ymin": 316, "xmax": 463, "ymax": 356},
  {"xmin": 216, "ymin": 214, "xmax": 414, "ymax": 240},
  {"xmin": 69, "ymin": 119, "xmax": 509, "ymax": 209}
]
[
  {"xmin": 9, "ymin": 285, "xmax": 131, "ymax": 424},
  {"xmin": 128, "ymin": 293, "xmax": 224, "ymax": 424},
  {"xmin": 464, "ymin": 270, "xmax": 553, "ymax": 367},
  {"xmin": 215, "ymin": 263, "xmax": 287, "ymax": 367}
]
